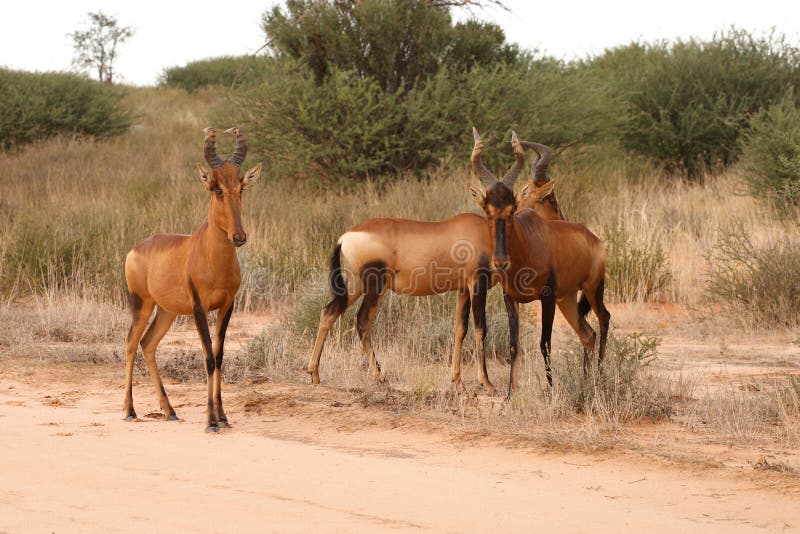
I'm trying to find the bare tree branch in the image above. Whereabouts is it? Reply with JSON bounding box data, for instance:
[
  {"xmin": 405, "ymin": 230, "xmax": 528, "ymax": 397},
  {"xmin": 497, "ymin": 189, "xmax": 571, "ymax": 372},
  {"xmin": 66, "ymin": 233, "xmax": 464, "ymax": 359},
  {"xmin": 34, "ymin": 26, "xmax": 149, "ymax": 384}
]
[{"xmin": 69, "ymin": 12, "xmax": 134, "ymax": 84}]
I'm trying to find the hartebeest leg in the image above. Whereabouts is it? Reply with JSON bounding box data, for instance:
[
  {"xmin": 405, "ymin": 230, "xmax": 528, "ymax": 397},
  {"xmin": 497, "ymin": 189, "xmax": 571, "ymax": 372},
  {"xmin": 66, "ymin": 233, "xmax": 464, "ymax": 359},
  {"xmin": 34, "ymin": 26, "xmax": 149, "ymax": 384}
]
[
  {"xmin": 308, "ymin": 294, "xmax": 358, "ymax": 385},
  {"xmin": 356, "ymin": 290, "xmax": 386, "ymax": 383},
  {"xmin": 190, "ymin": 285, "xmax": 218, "ymax": 433},
  {"xmin": 540, "ymin": 278, "xmax": 557, "ymax": 388},
  {"xmin": 451, "ymin": 290, "xmax": 471, "ymax": 392},
  {"xmin": 584, "ymin": 279, "xmax": 611, "ymax": 370},
  {"xmin": 123, "ymin": 293, "xmax": 155, "ymax": 421},
  {"xmin": 213, "ymin": 302, "xmax": 234, "ymax": 427},
  {"xmin": 471, "ymin": 272, "xmax": 495, "ymax": 395},
  {"xmin": 355, "ymin": 263, "xmax": 387, "ymax": 383},
  {"xmin": 139, "ymin": 306, "xmax": 178, "ymax": 420},
  {"xmin": 557, "ymin": 292, "xmax": 597, "ymax": 377},
  {"xmin": 503, "ymin": 292, "xmax": 519, "ymax": 400}
]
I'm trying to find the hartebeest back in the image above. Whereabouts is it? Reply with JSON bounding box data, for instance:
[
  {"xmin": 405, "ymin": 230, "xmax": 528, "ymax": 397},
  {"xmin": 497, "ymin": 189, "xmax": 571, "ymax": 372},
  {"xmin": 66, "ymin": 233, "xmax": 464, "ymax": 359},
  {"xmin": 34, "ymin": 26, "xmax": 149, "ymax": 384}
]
[
  {"xmin": 123, "ymin": 127, "xmax": 262, "ymax": 432},
  {"xmin": 467, "ymin": 128, "xmax": 610, "ymax": 397},
  {"xmin": 307, "ymin": 140, "xmax": 565, "ymax": 395}
]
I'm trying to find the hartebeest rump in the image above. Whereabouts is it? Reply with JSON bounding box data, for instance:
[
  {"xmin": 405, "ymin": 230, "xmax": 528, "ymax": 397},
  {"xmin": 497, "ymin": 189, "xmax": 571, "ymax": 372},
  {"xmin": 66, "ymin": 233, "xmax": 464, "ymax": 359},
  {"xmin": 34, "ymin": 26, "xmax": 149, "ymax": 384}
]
[
  {"xmin": 123, "ymin": 127, "xmax": 262, "ymax": 432},
  {"xmin": 307, "ymin": 135, "xmax": 563, "ymax": 395},
  {"xmin": 467, "ymin": 128, "xmax": 610, "ymax": 397}
]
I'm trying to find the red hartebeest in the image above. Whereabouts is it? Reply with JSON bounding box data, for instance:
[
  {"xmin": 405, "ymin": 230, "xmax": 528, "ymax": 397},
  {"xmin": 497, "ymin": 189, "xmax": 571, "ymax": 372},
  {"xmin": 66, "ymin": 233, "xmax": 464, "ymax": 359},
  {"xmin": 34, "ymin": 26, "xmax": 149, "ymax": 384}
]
[
  {"xmin": 123, "ymin": 127, "xmax": 262, "ymax": 432},
  {"xmin": 307, "ymin": 135, "xmax": 564, "ymax": 395},
  {"xmin": 467, "ymin": 128, "xmax": 610, "ymax": 398}
]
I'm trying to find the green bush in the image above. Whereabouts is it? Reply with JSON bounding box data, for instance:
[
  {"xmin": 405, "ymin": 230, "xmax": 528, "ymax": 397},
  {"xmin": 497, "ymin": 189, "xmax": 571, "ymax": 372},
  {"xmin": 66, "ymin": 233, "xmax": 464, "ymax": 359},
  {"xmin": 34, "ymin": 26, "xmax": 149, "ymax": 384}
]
[
  {"xmin": 159, "ymin": 56, "xmax": 272, "ymax": 92},
  {"xmin": 229, "ymin": 64, "xmax": 404, "ymax": 182},
  {"xmin": 706, "ymin": 226, "xmax": 800, "ymax": 328},
  {"xmin": 604, "ymin": 222, "xmax": 672, "ymax": 302},
  {"xmin": 233, "ymin": 0, "xmax": 619, "ymax": 183},
  {"xmin": 227, "ymin": 58, "xmax": 617, "ymax": 183},
  {"xmin": 741, "ymin": 94, "xmax": 800, "ymax": 210},
  {"xmin": 263, "ymin": 0, "xmax": 517, "ymax": 91},
  {"xmin": 0, "ymin": 68, "xmax": 131, "ymax": 149},
  {"xmin": 593, "ymin": 29, "xmax": 800, "ymax": 179}
]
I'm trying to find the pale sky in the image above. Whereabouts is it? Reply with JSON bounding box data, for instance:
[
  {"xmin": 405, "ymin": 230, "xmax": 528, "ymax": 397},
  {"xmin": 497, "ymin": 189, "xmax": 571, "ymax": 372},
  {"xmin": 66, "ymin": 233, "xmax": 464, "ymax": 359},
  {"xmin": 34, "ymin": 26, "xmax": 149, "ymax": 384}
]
[{"xmin": 1, "ymin": 0, "xmax": 798, "ymax": 86}]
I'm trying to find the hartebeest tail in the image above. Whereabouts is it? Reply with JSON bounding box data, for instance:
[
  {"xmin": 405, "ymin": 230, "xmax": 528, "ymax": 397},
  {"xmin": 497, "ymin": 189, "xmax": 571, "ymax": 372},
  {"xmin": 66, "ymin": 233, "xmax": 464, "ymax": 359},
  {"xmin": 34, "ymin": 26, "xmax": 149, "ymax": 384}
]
[
  {"xmin": 123, "ymin": 127, "xmax": 262, "ymax": 432},
  {"xmin": 467, "ymin": 128, "xmax": 610, "ymax": 396}
]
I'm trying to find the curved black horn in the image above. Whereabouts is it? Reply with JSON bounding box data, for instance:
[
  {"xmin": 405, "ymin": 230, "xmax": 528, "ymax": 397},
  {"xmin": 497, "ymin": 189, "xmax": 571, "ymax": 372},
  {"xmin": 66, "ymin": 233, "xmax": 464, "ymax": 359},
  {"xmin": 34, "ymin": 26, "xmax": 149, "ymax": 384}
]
[
  {"xmin": 471, "ymin": 127, "xmax": 498, "ymax": 187},
  {"xmin": 519, "ymin": 140, "xmax": 552, "ymax": 185},
  {"xmin": 203, "ymin": 127, "xmax": 225, "ymax": 168},
  {"xmin": 501, "ymin": 131, "xmax": 525, "ymax": 189},
  {"xmin": 225, "ymin": 127, "xmax": 248, "ymax": 167}
]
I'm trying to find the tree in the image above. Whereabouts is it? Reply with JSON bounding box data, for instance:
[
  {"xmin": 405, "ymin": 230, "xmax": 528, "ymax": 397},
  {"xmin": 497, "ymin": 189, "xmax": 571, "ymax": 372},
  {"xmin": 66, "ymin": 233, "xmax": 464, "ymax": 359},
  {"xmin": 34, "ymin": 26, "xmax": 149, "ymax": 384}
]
[
  {"xmin": 70, "ymin": 12, "xmax": 134, "ymax": 84},
  {"xmin": 262, "ymin": 0, "xmax": 514, "ymax": 92}
]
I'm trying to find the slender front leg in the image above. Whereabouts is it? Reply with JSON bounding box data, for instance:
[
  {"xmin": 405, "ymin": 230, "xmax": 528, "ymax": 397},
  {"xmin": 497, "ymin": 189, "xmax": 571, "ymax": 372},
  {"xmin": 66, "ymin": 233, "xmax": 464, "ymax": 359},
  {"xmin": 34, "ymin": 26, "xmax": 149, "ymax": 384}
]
[
  {"xmin": 213, "ymin": 301, "xmax": 234, "ymax": 427},
  {"xmin": 503, "ymin": 292, "xmax": 519, "ymax": 400},
  {"xmin": 190, "ymin": 282, "xmax": 218, "ymax": 433},
  {"xmin": 471, "ymin": 271, "xmax": 494, "ymax": 395},
  {"xmin": 451, "ymin": 290, "xmax": 471, "ymax": 392},
  {"xmin": 540, "ymin": 279, "xmax": 557, "ymax": 388}
]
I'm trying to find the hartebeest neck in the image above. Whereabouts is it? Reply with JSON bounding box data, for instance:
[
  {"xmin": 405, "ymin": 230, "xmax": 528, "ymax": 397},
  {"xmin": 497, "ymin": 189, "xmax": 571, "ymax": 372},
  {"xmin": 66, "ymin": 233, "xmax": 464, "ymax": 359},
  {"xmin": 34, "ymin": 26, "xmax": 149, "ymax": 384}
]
[{"xmin": 203, "ymin": 202, "xmax": 238, "ymax": 262}]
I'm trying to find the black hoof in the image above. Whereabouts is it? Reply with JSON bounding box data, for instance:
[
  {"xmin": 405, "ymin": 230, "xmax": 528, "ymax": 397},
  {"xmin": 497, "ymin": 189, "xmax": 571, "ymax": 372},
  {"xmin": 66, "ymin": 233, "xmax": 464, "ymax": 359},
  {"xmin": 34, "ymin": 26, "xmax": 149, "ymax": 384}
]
[
  {"xmin": 168, "ymin": 414, "xmax": 180, "ymax": 421},
  {"xmin": 205, "ymin": 425, "xmax": 220, "ymax": 433},
  {"xmin": 124, "ymin": 415, "xmax": 137, "ymax": 422},
  {"xmin": 217, "ymin": 419, "xmax": 230, "ymax": 428}
]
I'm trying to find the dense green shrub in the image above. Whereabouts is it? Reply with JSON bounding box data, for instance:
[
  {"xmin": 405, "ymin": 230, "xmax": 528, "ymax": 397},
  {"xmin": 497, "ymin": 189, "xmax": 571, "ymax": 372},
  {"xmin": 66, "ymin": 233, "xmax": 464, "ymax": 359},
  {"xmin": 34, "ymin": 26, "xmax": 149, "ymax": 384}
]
[
  {"xmin": 159, "ymin": 56, "xmax": 272, "ymax": 92},
  {"xmin": 0, "ymin": 68, "xmax": 131, "ymax": 149},
  {"xmin": 227, "ymin": 0, "xmax": 620, "ymax": 183},
  {"xmin": 263, "ymin": 0, "xmax": 517, "ymax": 92},
  {"xmin": 229, "ymin": 64, "xmax": 404, "ymax": 182},
  {"xmin": 741, "ymin": 94, "xmax": 800, "ymax": 210},
  {"xmin": 228, "ymin": 58, "xmax": 617, "ymax": 182},
  {"xmin": 706, "ymin": 227, "xmax": 800, "ymax": 328},
  {"xmin": 593, "ymin": 30, "xmax": 800, "ymax": 179}
]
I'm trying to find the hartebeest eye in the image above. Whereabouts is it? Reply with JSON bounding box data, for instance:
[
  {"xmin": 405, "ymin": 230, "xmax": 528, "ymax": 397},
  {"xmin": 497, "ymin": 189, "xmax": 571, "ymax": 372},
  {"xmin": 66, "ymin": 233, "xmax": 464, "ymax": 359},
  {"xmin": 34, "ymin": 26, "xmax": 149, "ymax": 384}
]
[{"xmin": 214, "ymin": 187, "xmax": 223, "ymax": 196}]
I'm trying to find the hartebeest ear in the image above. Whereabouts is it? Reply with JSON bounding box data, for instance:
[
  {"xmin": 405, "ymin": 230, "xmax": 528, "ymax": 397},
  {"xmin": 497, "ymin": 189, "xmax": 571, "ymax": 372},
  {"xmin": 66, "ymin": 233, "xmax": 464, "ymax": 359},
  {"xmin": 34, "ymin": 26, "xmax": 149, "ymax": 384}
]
[
  {"xmin": 519, "ymin": 180, "xmax": 556, "ymax": 203},
  {"xmin": 466, "ymin": 182, "xmax": 485, "ymax": 207},
  {"xmin": 196, "ymin": 163, "xmax": 214, "ymax": 190},
  {"xmin": 240, "ymin": 162, "xmax": 262, "ymax": 189}
]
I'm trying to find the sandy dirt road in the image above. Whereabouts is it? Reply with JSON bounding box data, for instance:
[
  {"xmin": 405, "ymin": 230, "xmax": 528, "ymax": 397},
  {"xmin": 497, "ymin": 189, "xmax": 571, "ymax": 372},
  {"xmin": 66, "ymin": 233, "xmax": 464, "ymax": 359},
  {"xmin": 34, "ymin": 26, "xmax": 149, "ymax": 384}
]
[{"xmin": 1, "ymin": 366, "xmax": 799, "ymax": 534}]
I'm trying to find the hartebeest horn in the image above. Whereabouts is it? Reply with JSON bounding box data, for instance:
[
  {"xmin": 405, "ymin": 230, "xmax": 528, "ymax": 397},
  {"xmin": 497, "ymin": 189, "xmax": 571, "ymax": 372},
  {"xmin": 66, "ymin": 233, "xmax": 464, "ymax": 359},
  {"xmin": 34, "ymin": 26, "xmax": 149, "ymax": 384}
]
[
  {"xmin": 501, "ymin": 131, "xmax": 525, "ymax": 189},
  {"xmin": 519, "ymin": 141, "xmax": 552, "ymax": 185},
  {"xmin": 471, "ymin": 127, "xmax": 498, "ymax": 187},
  {"xmin": 225, "ymin": 127, "xmax": 248, "ymax": 167},
  {"xmin": 203, "ymin": 127, "xmax": 225, "ymax": 168}
]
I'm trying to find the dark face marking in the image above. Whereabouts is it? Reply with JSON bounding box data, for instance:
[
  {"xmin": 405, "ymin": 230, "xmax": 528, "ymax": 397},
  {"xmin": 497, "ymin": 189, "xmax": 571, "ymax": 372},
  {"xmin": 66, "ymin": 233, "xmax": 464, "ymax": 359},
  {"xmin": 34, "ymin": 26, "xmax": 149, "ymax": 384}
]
[
  {"xmin": 482, "ymin": 184, "xmax": 517, "ymax": 271},
  {"xmin": 484, "ymin": 183, "xmax": 516, "ymax": 209},
  {"xmin": 493, "ymin": 219, "xmax": 509, "ymax": 267},
  {"xmin": 209, "ymin": 163, "xmax": 247, "ymax": 245}
]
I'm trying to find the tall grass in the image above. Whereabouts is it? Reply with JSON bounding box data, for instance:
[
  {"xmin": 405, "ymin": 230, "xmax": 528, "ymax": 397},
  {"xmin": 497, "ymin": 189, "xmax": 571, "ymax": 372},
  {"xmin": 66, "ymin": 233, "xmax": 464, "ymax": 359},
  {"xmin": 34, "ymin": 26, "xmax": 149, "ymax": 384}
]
[{"xmin": 2, "ymin": 86, "xmax": 799, "ymax": 316}]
